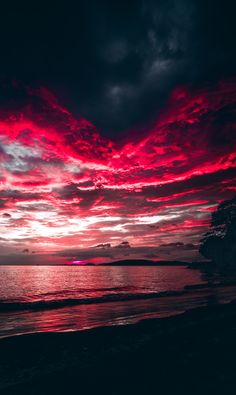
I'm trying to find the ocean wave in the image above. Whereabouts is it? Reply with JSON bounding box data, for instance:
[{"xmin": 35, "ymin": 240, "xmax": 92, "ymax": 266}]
[
  {"xmin": 0, "ymin": 290, "xmax": 185, "ymax": 312},
  {"xmin": 35, "ymin": 286, "xmax": 139, "ymax": 298}
]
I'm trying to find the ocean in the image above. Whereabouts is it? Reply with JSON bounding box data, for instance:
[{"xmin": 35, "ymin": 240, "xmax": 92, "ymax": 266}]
[{"xmin": 1, "ymin": 265, "xmax": 236, "ymax": 339}]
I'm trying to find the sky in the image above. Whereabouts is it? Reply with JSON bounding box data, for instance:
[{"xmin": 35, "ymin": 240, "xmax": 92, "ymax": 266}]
[{"xmin": 0, "ymin": 0, "xmax": 235, "ymax": 259}]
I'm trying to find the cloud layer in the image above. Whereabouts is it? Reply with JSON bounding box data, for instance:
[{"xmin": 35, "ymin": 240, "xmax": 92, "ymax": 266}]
[
  {"xmin": 1, "ymin": 1, "xmax": 235, "ymax": 135},
  {"xmin": 0, "ymin": 79, "xmax": 235, "ymax": 255}
]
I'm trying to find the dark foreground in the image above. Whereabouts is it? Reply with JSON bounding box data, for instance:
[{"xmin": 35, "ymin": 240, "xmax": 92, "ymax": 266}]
[{"xmin": 1, "ymin": 301, "xmax": 236, "ymax": 395}]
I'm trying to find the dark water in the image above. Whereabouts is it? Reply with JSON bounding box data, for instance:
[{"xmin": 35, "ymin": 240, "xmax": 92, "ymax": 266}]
[{"xmin": 0, "ymin": 265, "xmax": 236, "ymax": 339}]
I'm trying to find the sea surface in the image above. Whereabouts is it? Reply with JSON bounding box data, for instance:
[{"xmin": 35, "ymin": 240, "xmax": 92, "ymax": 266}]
[{"xmin": 1, "ymin": 265, "xmax": 236, "ymax": 339}]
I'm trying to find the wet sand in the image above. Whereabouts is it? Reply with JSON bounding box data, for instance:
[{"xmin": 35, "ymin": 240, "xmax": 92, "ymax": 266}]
[{"xmin": 1, "ymin": 299, "xmax": 236, "ymax": 395}]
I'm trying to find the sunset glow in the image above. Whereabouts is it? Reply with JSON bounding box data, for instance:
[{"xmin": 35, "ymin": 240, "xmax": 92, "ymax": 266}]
[{"xmin": 0, "ymin": 80, "xmax": 235, "ymax": 253}]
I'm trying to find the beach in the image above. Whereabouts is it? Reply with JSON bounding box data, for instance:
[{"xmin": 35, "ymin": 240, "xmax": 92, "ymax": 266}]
[
  {"xmin": 0, "ymin": 265, "xmax": 207, "ymax": 338},
  {"xmin": 1, "ymin": 299, "xmax": 236, "ymax": 395}
]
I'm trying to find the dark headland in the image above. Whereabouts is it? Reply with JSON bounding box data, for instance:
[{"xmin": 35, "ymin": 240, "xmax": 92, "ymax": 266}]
[
  {"xmin": 101, "ymin": 260, "xmax": 211, "ymax": 270},
  {"xmin": 1, "ymin": 300, "xmax": 236, "ymax": 395},
  {"xmin": 0, "ymin": 257, "xmax": 207, "ymax": 266}
]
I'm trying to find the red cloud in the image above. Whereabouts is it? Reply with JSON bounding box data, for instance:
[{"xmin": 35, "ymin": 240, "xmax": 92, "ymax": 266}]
[{"xmin": 0, "ymin": 79, "xmax": 235, "ymax": 251}]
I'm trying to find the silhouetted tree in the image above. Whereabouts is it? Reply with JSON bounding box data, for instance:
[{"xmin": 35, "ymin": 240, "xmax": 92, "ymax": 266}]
[{"xmin": 200, "ymin": 195, "xmax": 236, "ymax": 272}]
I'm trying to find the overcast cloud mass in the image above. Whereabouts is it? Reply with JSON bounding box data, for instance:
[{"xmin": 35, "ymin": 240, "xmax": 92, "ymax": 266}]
[{"xmin": 0, "ymin": 0, "xmax": 235, "ymax": 260}]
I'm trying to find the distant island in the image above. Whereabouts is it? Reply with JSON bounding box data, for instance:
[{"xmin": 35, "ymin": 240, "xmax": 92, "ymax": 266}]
[
  {"xmin": 0, "ymin": 255, "xmax": 208, "ymax": 267},
  {"xmin": 102, "ymin": 259, "xmax": 188, "ymax": 266},
  {"xmin": 80, "ymin": 259, "xmax": 209, "ymax": 268}
]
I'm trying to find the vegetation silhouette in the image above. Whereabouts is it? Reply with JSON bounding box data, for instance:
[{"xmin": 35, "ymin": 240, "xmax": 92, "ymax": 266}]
[{"xmin": 200, "ymin": 195, "xmax": 236, "ymax": 273}]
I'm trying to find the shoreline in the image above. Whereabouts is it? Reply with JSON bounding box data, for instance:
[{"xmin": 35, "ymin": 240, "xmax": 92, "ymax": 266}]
[
  {"xmin": 1, "ymin": 279, "xmax": 236, "ymax": 340},
  {"xmin": 1, "ymin": 300, "xmax": 236, "ymax": 394}
]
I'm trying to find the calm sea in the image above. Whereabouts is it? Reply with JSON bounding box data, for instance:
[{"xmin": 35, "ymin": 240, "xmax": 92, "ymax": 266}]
[{"xmin": 0, "ymin": 265, "xmax": 236, "ymax": 339}]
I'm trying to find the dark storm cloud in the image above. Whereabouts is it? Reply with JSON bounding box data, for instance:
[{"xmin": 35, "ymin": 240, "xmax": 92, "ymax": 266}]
[
  {"xmin": 0, "ymin": 201, "xmax": 6, "ymax": 209},
  {"xmin": 0, "ymin": 0, "xmax": 235, "ymax": 137},
  {"xmin": 0, "ymin": 0, "xmax": 235, "ymax": 255},
  {"xmin": 0, "ymin": 190, "xmax": 41, "ymax": 201},
  {"xmin": 143, "ymin": 167, "xmax": 236, "ymax": 200}
]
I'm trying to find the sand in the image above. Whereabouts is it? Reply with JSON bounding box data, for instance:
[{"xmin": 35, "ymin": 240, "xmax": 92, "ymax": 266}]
[{"xmin": 1, "ymin": 300, "xmax": 236, "ymax": 394}]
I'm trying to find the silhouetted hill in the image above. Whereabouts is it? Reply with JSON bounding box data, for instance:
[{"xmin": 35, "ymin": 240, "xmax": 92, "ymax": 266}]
[{"xmin": 102, "ymin": 259, "xmax": 188, "ymax": 266}]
